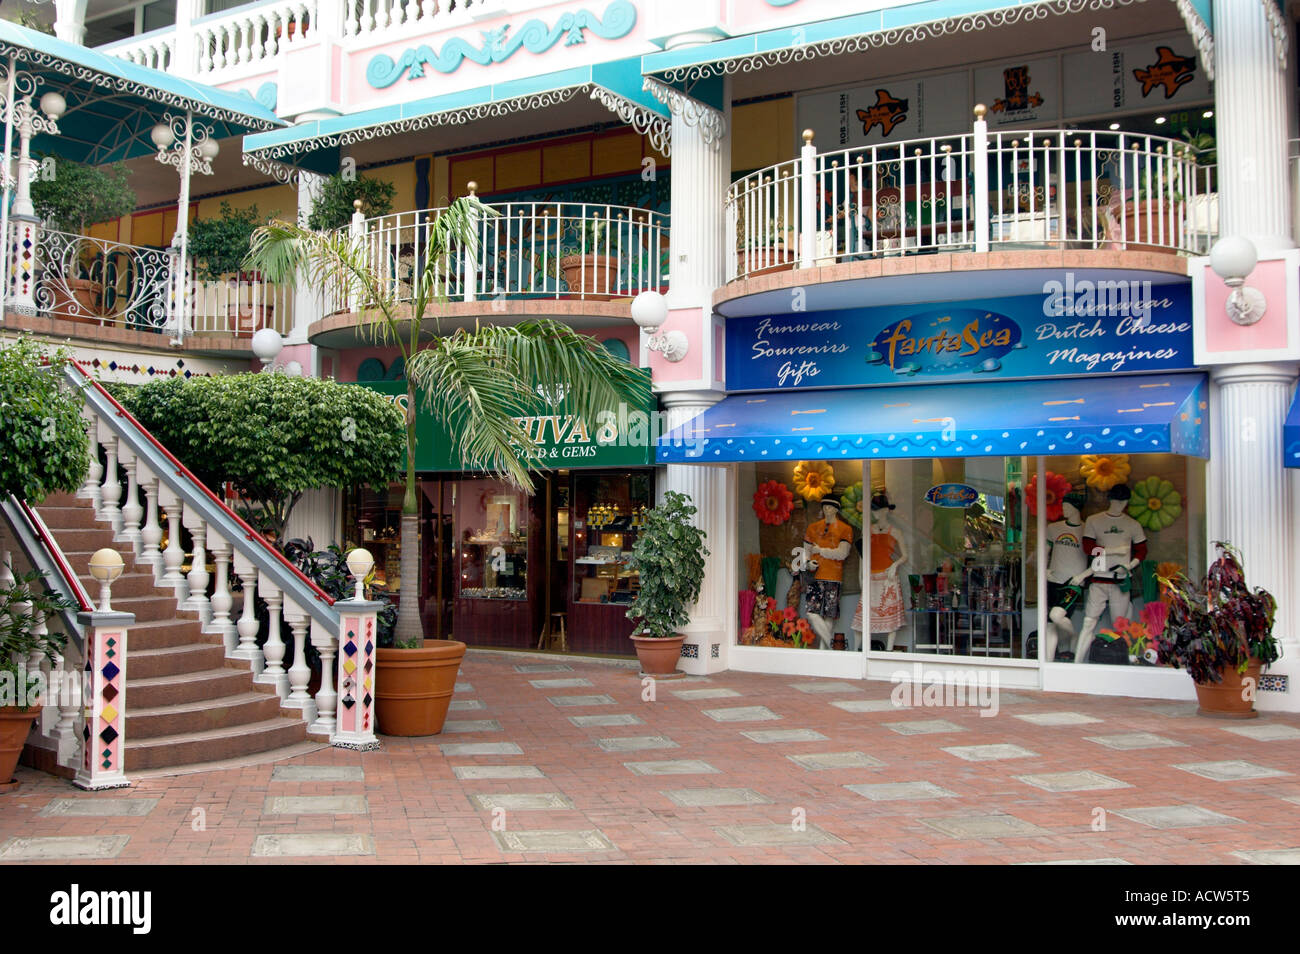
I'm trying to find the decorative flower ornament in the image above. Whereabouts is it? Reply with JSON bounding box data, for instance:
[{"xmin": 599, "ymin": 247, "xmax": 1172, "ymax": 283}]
[
  {"xmin": 752, "ymin": 480, "xmax": 795, "ymax": 525},
  {"xmin": 840, "ymin": 481, "xmax": 865, "ymax": 528},
  {"xmin": 793, "ymin": 461, "xmax": 835, "ymax": 502},
  {"xmin": 1025, "ymin": 470, "xmax": 1073, "ymax": 521},
  {"xmin": 1079, "ymin": 453, "xmax": 1131, "ymax": 491},
  {"xmin": 1128, "ymin": 476, "xmax": 1181, "ymax": 530}
]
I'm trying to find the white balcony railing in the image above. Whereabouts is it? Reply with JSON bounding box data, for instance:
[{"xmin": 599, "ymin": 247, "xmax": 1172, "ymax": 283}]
[
  {"xmin": 193, "ymin": 0, "xmax": 320, "ymax": 77},
  {"xmin": 728, "ymin": 125, "xmax": 1218, "ymax": 281},
  {"xmin": 342, "ymin": 200, "xmax": 669, "ymax": 312},
  {"xmin": 190, "ymin": 273, "xmax": 295, "ymax": 337}
]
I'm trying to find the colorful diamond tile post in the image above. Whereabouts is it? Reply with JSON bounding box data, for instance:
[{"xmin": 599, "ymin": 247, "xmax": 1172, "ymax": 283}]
[
  {"xmin": 74, "ymin": 610, "xmax": 134, "ymax": 790},
  {"xmin": 8, "ymin": 217, "xmax": 38, "ymax": 316},
  {"xmin": 330, "ymin": 600, "xmax": 382, "ymax": 750}
]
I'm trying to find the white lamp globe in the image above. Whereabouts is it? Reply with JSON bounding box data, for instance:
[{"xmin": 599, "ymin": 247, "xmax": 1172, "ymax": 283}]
[
  {"xmin": 1210, "ymin": 236, "xmax": 1258, "ymax": 284},
  {"xmin": 630, "ymin": 290, "xmax": 668, "ymax": 331},
  {"xmin": 39, "ymin": 91, "xmax": 66, "ymax": 120},
  {"xmin": 251, "ymin": 327, "xmax": 284, "ymax": 363},
  {"xmin": 345, "ymin": 547, "xmax": 375, "ymax": 599},
  {"xmin": 150, "ymin": 122, "xmax": 175, "ymax": 151},
  {"xmin": 198, "ymin": 137, "xmax": 220, "ymax": 161}
]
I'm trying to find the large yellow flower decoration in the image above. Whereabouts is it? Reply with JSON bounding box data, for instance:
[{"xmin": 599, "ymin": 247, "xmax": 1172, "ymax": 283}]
[
  {"xmin": 1079, "ymin": 454, "xmax": 1131, "ymax": 491},
  {"xmin": 792, "ymin": 461, "xmax": 835, "ymax": 502}
]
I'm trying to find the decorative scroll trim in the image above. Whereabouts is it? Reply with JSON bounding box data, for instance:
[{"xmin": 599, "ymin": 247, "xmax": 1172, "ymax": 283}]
[
  {"xmin": 1171, "ymin": 0, "xmax": 1215, "ymax": 80},
  {"xmin": 241, "ymin": 151, "xmax": 300, "ymax": 186},
  {"xmin": 642, "ymin": 77, "xmax": 725, "ymax": 149},
  {"xmin": 245, "ymin": 87, "xmax": 582, "ymax": 162},
  {"xmin": 655, "ymin": 0, "xmax": 1153, "ymax": 84},
  {"xmin": 1260, "ymin": 0, "xmax": 1288, "ymax": 70},
  {"xmin": 589, "ymin": 86, "xmax": 672, "ymax": 156}
]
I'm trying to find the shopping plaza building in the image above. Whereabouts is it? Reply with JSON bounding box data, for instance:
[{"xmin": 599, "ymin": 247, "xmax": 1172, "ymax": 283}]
[{"xmin": 6, "ymin": 0, "xmax": 1300, "ymax": 722}]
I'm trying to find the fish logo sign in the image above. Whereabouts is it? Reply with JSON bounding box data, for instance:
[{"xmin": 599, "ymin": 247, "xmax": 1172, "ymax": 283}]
[
  {"xmin": 1133, "ymin": 46, "xmax": 1197, "ymax": 99},
  {"xmin": 991, "ymin": 65, "xmax": 1043, "ymax": 114},
  {"xmin": 856, "ymin": 89, "xmax": 909, "ymax": 138}
]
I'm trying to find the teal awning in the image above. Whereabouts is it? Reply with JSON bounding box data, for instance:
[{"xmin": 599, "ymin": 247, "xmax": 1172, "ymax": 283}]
[{"xmin": 0, "ymin": 20, "xmax": 283, "ymax": 165}]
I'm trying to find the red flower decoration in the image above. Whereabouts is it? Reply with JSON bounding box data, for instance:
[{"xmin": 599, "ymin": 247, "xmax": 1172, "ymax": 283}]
[
  {"xmin": 796, "ymin": 618, "xmax": 810, "ymax": 633},
  {"xmin": 752, "ymin": 480, "xmax": 795, "ymax": 526},
  {"xmin": 783, "ymin": 606, "xmax": 797, "ymax": 621},
  {"xmin": 1026, "ymin": 470, "xmax": 1073, "ymax": 522},
  {"xmin": 781, "ymin": 621, "xmax": 796, "ymax": 636}
]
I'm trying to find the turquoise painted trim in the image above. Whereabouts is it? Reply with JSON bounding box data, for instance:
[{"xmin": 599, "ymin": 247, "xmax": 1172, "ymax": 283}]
[
  {"xmin": 253, "ymin": 81, "xmax": 278, "ymax": 111},
  {"xmin": 1189, "ymin": 0, "xmax": 1213, "ymax": 31},
  {"xmin": 366, "ymin": 0, "xmax": 637, "ymax": 89}
]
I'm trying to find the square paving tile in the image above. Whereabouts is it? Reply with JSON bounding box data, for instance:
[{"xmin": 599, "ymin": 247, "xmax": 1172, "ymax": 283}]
[
  {"xmin": 663, "ymin": 788, "xmax": 772, "ymax": 807},
  {"xmin": 441, "ymin": 719, "xmax": 503, "ymax": 733},
  {"xmin": 740, "ymin": 728, "xmax": 828, "ymax": 743},
  {"xmin": 942, "ymin": 744, "xmax": 1038, "ymax": 762},
  {"xmin": 0, "ymin": 835, "xmax": 130, "ymax": 860},
  {"xmin": 547, "ymin": 694, "xmax": 615, "ymax": 707},
  {"xmin": 453, "ymin": 765, "xmax": 545, "ymax": 780},
  {"xmin": 1139, "ymin": 702, "xmax": 1197, "ymax": 717},
  {"xmin": 883, "ymin": 719, "xmax": 965, "ymax": 735},
  {"xmin": 846, "ymin": 781, "xmax": 957, "ymax": 801},
  {"xmin": 790, "ymin": 681, "xmax": 864, "ymax": 694},
  {"xmin": 1173, "ymin": 760, "xmax": 1290, "ymax": 781},
  {"xmin": 921, "ymin": 814, "xmax": 1049, "ymax": 839},
  {"xmin": 831, "ymin": 699, "xmax": 903, "ymax": 713},
  {"xmin": 471, "ymin": 793, "xmax": 574, "ymax": 810},
  {"xmin": 990, "ymin": 692, "xmax": 1037, "ymax": 705},
  {"xmin": 39, "ymin": 797, "xmax": 160, "ymax": 817},
  {"xmin": 454, "ymin": 682, "xmax": 473, "ymax": 692},
  {"xmin": 271, "ymin": 765, "xmax": 365, "ymax": 783},
  {"xmin": 491, "ymin": 830, "xmax": 615, "ymax": 852},
  {"xmin": 1221, "ymin": 723, "xmax": 1300, "ymax": 742},
  {"xmin": 449, "ymin": 699, "xmax": 486, "ymax": 711},
  {"xmin": 597, "ymin": 735, "xmax": 678, "ymax": 752},
  {"xmin": 263, "ymin": 795, "xmax": 368, "ymax": 815},
  {"xmin": 440, "ymin": 742, "xmax": 523, "ymax": 756},
  {"xmin": 251, "ymin": 834, "xmax": 374, "ymax": 857},
  {"xmin": 789, "ymin": 751, "xmax": 884, "ymax": 771},
  {"xmin": 1113, "ymin": 805, "xmax": 1243, "ymax": 829},
  {"xmin": 529, "ymin": 678, "xmax": 593, "ymax": 689},
  {"xmin": 702, "ymin": 705, "xmax": 779, "ymax": 722},
  {"xmin": 514, "ymin": 663, "xmax": 574, "ymax": 673},
  {"xmin": 569, "ymin": 713, "xmax": 644, "ymax": 727},
  {"xmin": 1015, "ymin": 771, "xmax": 1132, "ymax": 793},
  {"xmin": 1232, "ymin": 848, "xmax": 1300, "ymax": 865},
  {"xmin": 671, "ymin": 688, "xmax": 741, "ymax": 700},
  {"xmin": 624, "ymin": 759, "xmax": 719, "ymax": 776},
  {"xmin": 714, "ymin": 825, "xmax": 845, "ymax": 847},
  {"xmin": 1013, "ymin": 711, "xmax": 1103, "ymax": 726},
  {"xmin": 1085, "ymin": 732, "xmax": 1186, "ymax": 750}
]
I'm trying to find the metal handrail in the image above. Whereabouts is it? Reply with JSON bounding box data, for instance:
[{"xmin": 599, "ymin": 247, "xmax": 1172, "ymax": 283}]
[{"xmin": 0, "ymin": 495, "xmax": 93, "ymax": 643}]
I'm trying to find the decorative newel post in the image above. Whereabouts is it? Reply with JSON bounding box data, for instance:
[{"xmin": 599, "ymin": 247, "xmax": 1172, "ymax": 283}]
[
  {"xmin": 799, "ymin": 129, "xmax": 816, "ymax": 270},
  {"xmin": 972, "ymin": 104, "xmax": 990, "ymax": 254},
  {"xmin": 76, "ymin": 549, "xmax": 133, "ymax": 791},
  {"xmin": 462, "ymin": 181, "xmax": 478, "ymax": 303},
  {"xmin": 332, "ymin": 548, "xmax": 381, "ymax": 750},
  {"xmin": 348, "ymin": 199, "xmax": 365, "ymax": 314}
]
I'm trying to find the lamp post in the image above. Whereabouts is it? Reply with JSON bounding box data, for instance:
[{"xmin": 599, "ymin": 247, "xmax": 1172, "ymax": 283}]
[
  {"xmin": 250, "ymin": 328, "xmax": 302, "ymax": 375},
  {"xmin": 1209, "ymin": 235, "xmax": 1267, "ymax": 326},
  {"xmin": 88, "ymin": 547, "xmax": 125, "ymax": 613},
  {"xmin": 152, "ymin": 112, "xmax": 218, "ymax": 346},
  {"xmin": 631, "ymin": 290, "xmax": 688, "ymax": 362}
]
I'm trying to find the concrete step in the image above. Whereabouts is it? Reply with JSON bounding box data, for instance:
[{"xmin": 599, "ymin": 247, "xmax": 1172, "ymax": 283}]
[
  {"xmin": 125, "ymin": 717, "xmax": 309, "ymax": 770},
  {"xmin": 48, "ymin": 528, "xmax": 130, "ymax": 553},
  {"xmin": 128, "ymin": 618, "xmax": 208, "ymax": 651},
  {"xmin": 127, "ymin": 643, "xmax": 227, "ymax": 680},
  {"xmin": 125, "ymin": 740, "xmax": 327, "ymax": 780},
  {"xmin": 126, "ymin": 692, "xmax": 285, "ymax": 739},
  {"xmin": 127, "ymin": 669, "xmax": 263, "ymax": 708},
  {"xmin": 109, "ymin": 594, "xmax": 189, "ymax": 623},
  {"xmin": 93, "ymin": 571, "xmax": 165, "ymax": 599},
  {"xmin": 35, "ymin": 504, "xmax": 102, "ymax": 530}
]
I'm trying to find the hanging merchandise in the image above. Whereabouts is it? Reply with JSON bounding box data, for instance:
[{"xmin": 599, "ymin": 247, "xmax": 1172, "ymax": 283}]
[
  {"xmin": 793, "ymin": 460, "xmax": 836, "ymax": 501},
  {"xmin": 752, "ymin": 479, "xmax": 795, "ymax": 525},
  {"xmin": 1079, "ymin": 453, "xmax": 1131, "ymax": 491},
  {"xmin": 840, "ymin": 481, "xmax": 865, "ymax": 528},
  {"xmin": 1128, "ymin": 476, "xmax": 1182, "ymax": 530},
  {"xmin": 1024, "ymin": 470, "xmax": 1073, "ymax": 521}
]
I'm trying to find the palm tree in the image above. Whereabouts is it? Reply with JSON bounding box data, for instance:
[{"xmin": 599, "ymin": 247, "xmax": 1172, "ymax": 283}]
[{"xmin": 247, "ymin": 196, "xmax": 651, "ymax": 646}]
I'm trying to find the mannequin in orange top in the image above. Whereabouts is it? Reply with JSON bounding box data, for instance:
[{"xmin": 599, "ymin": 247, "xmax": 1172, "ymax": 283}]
[
  {"xmin": 868, "ymin": 493, "xmax": 909, "ymax": 650},
  {"xmin": 802, "ymin": 493, "xmax": 855, "ymax": 650}
]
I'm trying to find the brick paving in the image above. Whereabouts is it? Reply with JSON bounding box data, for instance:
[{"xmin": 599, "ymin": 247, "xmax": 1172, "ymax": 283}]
[{"xmin": 3, "ymin": 649, "xmax": 1299, "ymax": 865}]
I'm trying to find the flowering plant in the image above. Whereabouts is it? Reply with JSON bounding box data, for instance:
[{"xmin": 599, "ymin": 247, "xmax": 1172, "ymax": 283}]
[
  {"xmin": 1079, "ymin": 454, "xmax": 1131, "ymax": 491},
  {"xmin": 752, "ymin": 479, "xmax": 795, "ymax": 525},
  {"xmin": 1025, "ymin": 470, "xmax": 1073, "ymax": 521},
  {"xmin": 1097, "ymin": 616, "xmax": 1157, "ymax": 664},
  {"xmin": 793, "ymin": 461, "xmax": 835, "ymax": 502}
]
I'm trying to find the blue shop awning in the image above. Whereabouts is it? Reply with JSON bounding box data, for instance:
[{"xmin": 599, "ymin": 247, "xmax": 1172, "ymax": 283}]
[
  {"xmin": 1286, "ymin": 385, "xmax": 1300, "ymax": 468},
  {"xmin": 657, "ymin": 373, "xmax": 1209, "ymax": 463}
]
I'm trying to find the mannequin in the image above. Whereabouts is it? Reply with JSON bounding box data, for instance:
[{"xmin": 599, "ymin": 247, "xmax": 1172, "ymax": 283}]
[
  {"xmin": 867, "ymin": 492, "xmax": 908, "ymax": 651},
  {"xmin": 1074, "ymin": 484, "xmax": 1148, "ymax": 664},
  {"xmin": 802, "ymin": 493, "xmax": 854, "ymax": 650},
  {"xmin": 1044, "ymin": 491, "xmax": 1088, "ymax": 662}
]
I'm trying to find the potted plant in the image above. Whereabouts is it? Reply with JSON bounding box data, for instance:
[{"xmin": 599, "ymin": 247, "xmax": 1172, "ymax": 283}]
[
  {"xmin": 30, "ymin": 159, "xmax": 136, "ymax": 323},
  {"xmin": 741, "ymin": 217, "xmax": 795, "ymax": 278},
  {"xmin": 560, "ymin": 215, "xmax": 618, "ymax": 298},
  {"xmin": 188, "ymin": 202, "xmax": 279, "ymax": 333},
  {"xmin": 305, "ymin": 174, "xmax": 396, "ymax": 232},
  {"xmin": 1122, "ymin": 166, "xmax": 1185, "ymax": 254},
  {"xmin": 1152, "ymin": 543, "xmax": 1281, "ymax": 719},
  {"xmin": 625, "ymin": 490, "xmax": 709, "ymax": 676},
  {"xmin": 1181, "ymin": 129, "xmax": 1217, "ymax": 245}
]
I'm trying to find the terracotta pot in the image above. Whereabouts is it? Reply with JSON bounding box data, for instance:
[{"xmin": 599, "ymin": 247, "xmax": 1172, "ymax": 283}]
[
  {"xmin": 1193, "ymin": 657, "xmax": 1263, "ymax": 719},
  {"xmin": 742, "ymin": 247, "xmax": 795, "ymax": 279},
  {"xmin": 630, "ymin": 634, "xmax": 685, "ymax": 676},
  {"xmin": 374, "ymin": 641, "xmax": 466, "ymax": 736},
  {"xmin": 559, "ymin": 254, "xmax": 618, "ymax": 299},
  {"xmin": 0, "ymin": 705, "xmax": 39, "ymax": 789},
  {"xmin": 47, "ymin": 278, "xmax": 104, "ymax": 324},
  {"xmin": 1122, "ymin": 200, "xmax": 1182, "ymax": 254},
  {"xmin": 227, "ymin": 302, "xmax": 274, "ymax": 335}
]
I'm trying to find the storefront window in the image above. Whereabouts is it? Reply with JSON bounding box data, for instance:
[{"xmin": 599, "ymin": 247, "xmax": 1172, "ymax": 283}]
[
  {"xmin": 343, "ymin": 483, "xmax": 403, "ymax": 593},
  {"xmin": 454, "ymin": 478, "xmax": 529, "ymax": 601},
  {"xmin": 572, "ymin": 472, "xmax": 652, "ymax": 606}
]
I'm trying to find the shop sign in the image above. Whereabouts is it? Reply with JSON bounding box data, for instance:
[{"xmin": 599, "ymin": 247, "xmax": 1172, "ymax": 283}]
[
  {"xmin": 353, "ymin": 377, "xmax": 655, "ymax": 471},
  {"xmin": 925, "ymin": 484, "xmax": 979, "ymax": 508},
  {"xmin": 725, "ymin": 281, "xmax": 1194, "ymax": 392}
]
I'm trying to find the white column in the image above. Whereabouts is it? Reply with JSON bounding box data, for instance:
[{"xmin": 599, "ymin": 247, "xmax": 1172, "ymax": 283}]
[
  {"xmin": 284, "ymin": 610, "xmax": 317, "ymax": 722},
  {"xmin": 98, "ymin": 433, "xmax": 122, "ymax": 528},
  {"xmin": 173, "ymin": 0, "xmax": 197, "ymax": 75},
  {"xmin": 158, "ymin": 489, "xmax": 187, "ymax": 591},
  {"xmin": 665, "ymin": 98, "xmax": 728, "ymax": 310},
  {"xmin": 1212, "ymin": 0, "xmax": 1294, "ymax": 252},
  {"xmin": 53, "ymin": 0, "xmax": 88, "ymax": 45},
  {"xmin": 309, "ymin": 618, "xmax": 338, "ymax": 736},
  {"xmin": 139, "ymin": 474, "xmax": 163, "ymax": 573},
  {"xmin": 659, "ymin": 391, "xmax": 730, "ymax": 675},
  {"xmin": 258, "ymin": 584, "xmax": 288, "ymax": 695},
  {"xmin": 232, "ymin": 559, "xmax": 264, "ymax": 670},
  {"xmin": 117, "ymin": 449, "xmax": 143, "ymax": 547}
]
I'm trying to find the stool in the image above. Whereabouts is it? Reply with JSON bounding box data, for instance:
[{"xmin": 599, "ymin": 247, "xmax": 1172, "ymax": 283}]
[{"xmin": 538, "ymin": 611, "xmax": 568, "ymax": 651}]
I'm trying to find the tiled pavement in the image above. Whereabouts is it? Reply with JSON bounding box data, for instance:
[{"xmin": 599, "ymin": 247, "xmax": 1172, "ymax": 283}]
[{"xmin": 3, "ymin": 651, "xmax": 1300, "ymax": 865}]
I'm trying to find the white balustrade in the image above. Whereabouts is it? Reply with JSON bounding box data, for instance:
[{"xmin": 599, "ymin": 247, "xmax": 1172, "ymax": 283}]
[
  {"xmin": 188, "ymin": 272, "xmax": 295, "ymax": 338},
  {"xmin": 232, "ymin": 558, "xmax": 264, "ymax": 668},
  {"xmin": 139, "ymin": 474, "xmax": 164, "ymax": 573},
  {"xmin": 208, "ymin": 534, "xmax": 235, "ymax": 652},
  {"xmin": 158, "ymin": 488, "xmax": 186, "ymax": 591},
  {"xmin": 118, "ymin": 449, "xmax": 143, "ymax": 547},
  {"xmin": 258, "ymin": 583, "xmax": 288, "ymax": 694},
  {"xmin": 284, "ymin": 608, "xmax": 316, "ymax": 721},
  {"xmin": 98, "ymin": 431, "xmax": 122, "ymax": 527},
  {"xmin": 309, "ymin": 618, "xmax": 337, "ymax": 736},
  {"xmin": 79, "ymin": 409, "xmax": 103, "ymax": 507},
  {"xmin": 182, "ymin": 505, "xmax": 210, "ymax": 617}
]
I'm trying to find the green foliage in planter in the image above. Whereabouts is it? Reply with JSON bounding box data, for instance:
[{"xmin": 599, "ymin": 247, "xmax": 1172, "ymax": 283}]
[
  {"xmin": 0, "ymin": 570, "xmax": 73, "ymax": 710},
  {"xmin": 283, "ymin": 540, "xmax": 397, "ymax": 646},
  {"xmin": 120, "ymin": 373, "xmax": 404, "ymax": 540},
  {"xmin": 30, "ymin": 159, "xmax": 136, "ymax": 235},
  {"xmin": 306, "ymin": 174, "xmax": 396, "ymax": 231},
  {"xmin": 189, "ymin": 201, "xmax": 276, "ymax": 282},
  {"xmin": 625, "ymin": 491, "xmax": 709, "ymax": 639},
  {"xmin": 0, "ymin": 338, "xmax": 89, "ymax": 502}
]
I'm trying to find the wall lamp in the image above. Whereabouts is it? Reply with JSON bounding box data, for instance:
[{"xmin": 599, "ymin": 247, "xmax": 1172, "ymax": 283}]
[
  {"xmin": 631, "ymin": 290, "xmax": 688, "ymax": 362},
  {"xmin": 1209, "ymin": 236, "xmax": 1266, "ymax": 326}
]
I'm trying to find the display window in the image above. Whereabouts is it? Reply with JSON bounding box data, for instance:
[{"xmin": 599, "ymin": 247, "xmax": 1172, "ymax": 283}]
[
  {"xmin": 571, "ymin": 472, "xmax": 652, "ymax": 607},
  {"xmin": 343, "ymin": 483, "xmax": 404, "ymax": 593},
  {"xmin": 453, "ymin": 478, "xmax": 530, "ymax": 601}
]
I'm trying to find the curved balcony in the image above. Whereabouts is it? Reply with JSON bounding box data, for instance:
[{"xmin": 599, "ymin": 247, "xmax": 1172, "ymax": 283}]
[{"xmin": 727, "ymin": 128, "xmax": 1217, "ymax": 284}]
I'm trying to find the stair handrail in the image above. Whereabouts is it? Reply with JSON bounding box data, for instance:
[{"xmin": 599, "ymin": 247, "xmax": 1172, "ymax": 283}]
[
  {"xmin": 0, "ymin": 495, "xmax": 94, "ymax": 641},
  {"xmin": 63, "ymin": 361, "xmax": 340, "ymax": 631}
]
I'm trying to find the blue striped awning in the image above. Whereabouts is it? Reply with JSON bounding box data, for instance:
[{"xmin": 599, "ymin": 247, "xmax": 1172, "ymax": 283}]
[{"xmin": 657, "ymin": 373, "xmax": 1210, "ymax": 463}]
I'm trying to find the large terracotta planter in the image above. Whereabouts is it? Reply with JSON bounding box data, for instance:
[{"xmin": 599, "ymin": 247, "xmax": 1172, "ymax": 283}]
[
  {"xmin": 1122, "ymin": 200, "xmax": 1182, "ymax": 254},
  {"xmin": 47, "ymin": 278, "xmax": 103, "ymax": 324},
  {"xmin": 559, "ymin": 254, "xmax": 618, "ymax": 299},
  {"xmin": 0, "ymin": 706, "xmax": 39, "ymax": 791},
  {"xmin": 630, "ymin": 634, "xmax": 685, "ymax": 676},
  {"xmin": 228, "ymin": 302, "xmax": 274, "ymax": 335},
  {"xmin": 374, "ymin": 641, "xmax": 466, "ymax": 736},
  {"xmin": 1193, "ymin": 657, "xmax": 1263, "ymax": 719}
]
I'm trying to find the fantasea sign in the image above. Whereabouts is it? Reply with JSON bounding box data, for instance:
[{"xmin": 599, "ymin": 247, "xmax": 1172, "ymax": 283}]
[
  {"xmin": 725, "ymin": 282, "xmax": 1194, "ymax": 392},
  {"xmin": 925, "ymin": 484, "xmax": 980, "ymax": 508}
]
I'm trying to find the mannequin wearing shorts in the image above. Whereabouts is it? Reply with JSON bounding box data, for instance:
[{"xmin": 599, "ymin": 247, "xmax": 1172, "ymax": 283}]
[
  {"xmin": 1045, "ymin": 491, "xmax": 1089, "ymax": 662},
  {"xmin": 1075, "ymin": 484, "xmax": 1147, "ymax": 664}
]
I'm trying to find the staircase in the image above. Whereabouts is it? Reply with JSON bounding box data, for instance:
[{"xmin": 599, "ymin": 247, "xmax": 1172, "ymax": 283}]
[{"xmin": 37, "ymin": 491, "xmax": 322, "ymax": 775}]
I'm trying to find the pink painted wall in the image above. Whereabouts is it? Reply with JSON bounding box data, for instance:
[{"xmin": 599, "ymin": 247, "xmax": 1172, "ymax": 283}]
[
  {"xmin": 1202, "ymin": 260, "xmax": 1291, "ymax": 352},
  {"xmin": 647, "ymin": 306, "xmax": 704, "ymax": 382},
  {"xmin": 336, "ymin": 345, "xmax": 405, "ymax": 382}
]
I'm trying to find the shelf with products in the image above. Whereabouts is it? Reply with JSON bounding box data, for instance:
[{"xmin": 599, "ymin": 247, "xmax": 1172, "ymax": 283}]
[{"xmin": 570, "ymin": 472, "xmax": 652, "ymax": 606}]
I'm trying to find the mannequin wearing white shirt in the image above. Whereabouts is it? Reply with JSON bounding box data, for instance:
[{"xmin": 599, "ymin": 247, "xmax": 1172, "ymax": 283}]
[
  {"xmin": 1044, "ymin": 494, "xmax": 1089, "ymax": 662},
  {"xmin": 1074, "ymin": 484, "xmax": 1147, "ymax": 664}
]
